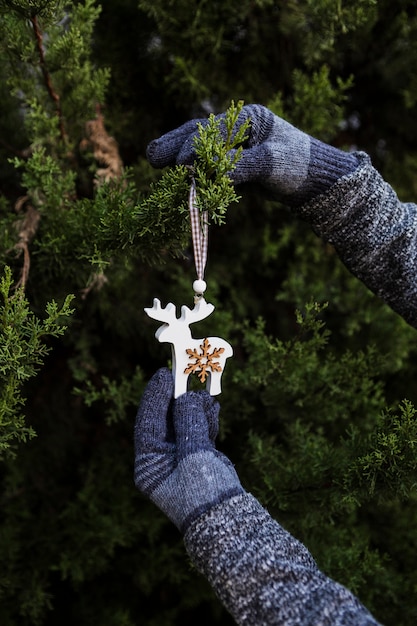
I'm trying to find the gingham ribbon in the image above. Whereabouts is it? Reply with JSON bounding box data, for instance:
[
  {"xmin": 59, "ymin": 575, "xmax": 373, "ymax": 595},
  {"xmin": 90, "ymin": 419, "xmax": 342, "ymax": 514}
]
[{"xmin": 189, "ymin": 179, "xmax": 208, "ymax": 281}]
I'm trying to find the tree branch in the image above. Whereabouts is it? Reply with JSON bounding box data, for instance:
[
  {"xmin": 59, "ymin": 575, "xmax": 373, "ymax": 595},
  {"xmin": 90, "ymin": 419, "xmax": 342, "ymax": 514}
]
[{"xmin": 30, "ymin": 15, "xmax": 67, "ymax": 143}]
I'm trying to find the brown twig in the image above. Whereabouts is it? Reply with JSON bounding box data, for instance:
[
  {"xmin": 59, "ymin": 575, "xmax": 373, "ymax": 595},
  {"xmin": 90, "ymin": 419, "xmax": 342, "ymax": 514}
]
[
  {"xmin": 30, "ymin": 15, "xmax": 67, "ymax": 143},
  {"xmin": 80, "ymin": 107, "xmax": 124, "ymax": 185},
  {"xmin": 9, "ymin": 196, "xmax": 41, "ymax": 291},
  {"xmin": 0, "ymin": 137, "xmax": 32, "ymax": 159},
  {"xmin": 80, "ymin": 272, "xmax": 108, "ymax": 300}
]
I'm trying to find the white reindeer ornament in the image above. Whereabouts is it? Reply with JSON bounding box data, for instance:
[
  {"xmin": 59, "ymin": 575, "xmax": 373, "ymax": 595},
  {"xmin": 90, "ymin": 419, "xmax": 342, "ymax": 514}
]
[
  {"xmin": 144, "ymin": 296, "xmax": 233, "ymax": 398},
  {"xmin": 146, "ymin": 180, "xmax": 232, "ymax": 397}
]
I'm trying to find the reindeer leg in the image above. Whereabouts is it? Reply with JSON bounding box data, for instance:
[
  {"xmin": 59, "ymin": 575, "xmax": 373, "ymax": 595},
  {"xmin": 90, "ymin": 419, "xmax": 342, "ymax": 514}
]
[
  {"xmin": 171, "ymin": 346, "xmax": 189, "ymax": 399},
  {"xmin": 205, "ymin": 372, "xmax": 220, "ymax": 396}
]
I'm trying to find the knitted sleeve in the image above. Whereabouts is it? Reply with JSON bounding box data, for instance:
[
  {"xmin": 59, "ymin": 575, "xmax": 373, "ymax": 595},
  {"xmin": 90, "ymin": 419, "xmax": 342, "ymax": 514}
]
[
  {"xmin": 294, "ymin": 152, "xmax": 417, "ymax": 328},
  {"xmin": 184, "ymin": 493, "xmax": 380, "ymax": 626}
]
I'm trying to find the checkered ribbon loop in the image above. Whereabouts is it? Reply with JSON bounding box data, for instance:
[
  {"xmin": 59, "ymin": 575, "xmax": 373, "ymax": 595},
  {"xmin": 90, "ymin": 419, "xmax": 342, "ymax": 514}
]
[{"xmin": 189, "ymin": 179, "xmax": 208, "ymax": 282}]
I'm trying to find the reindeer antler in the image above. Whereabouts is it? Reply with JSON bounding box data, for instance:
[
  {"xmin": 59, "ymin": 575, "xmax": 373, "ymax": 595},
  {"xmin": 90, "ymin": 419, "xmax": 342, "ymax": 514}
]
[
  {"xmin": 144, "ymin": 298, "xmax": 177, "ymax": 322},
  {"xmin": 180, "ymin": 299, "xmax": 214, "ymax": 325}
]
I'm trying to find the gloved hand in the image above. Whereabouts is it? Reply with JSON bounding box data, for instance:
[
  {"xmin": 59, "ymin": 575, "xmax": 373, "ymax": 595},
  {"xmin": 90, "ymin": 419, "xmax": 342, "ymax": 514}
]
[
  {"xmin": 146, "ymin": 104, "xmax": 358, "ymax": 205},
  {"xmin": 134, "ymin": 368, "xmax": 244, "ymax": 533}
]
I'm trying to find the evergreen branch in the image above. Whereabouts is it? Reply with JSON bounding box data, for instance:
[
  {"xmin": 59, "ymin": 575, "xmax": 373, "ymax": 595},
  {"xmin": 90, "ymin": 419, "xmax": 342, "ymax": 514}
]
[
  {"xmin": 192, "ymin": 99, "xmax": 250, "ymax": 225},
  {"xmin": 0, "ymin": 266, "xmax": 75, "ymax": 458},
  {"xmin": 73, "ymin": 366, "xmax": 145, "ymax": 426},
  {"xmin": 30, "ymin": 14, "xmax": 67, "ymax": 143},
  {"xmin": 2, "ymin": 1, "xmax": 54, "ymax": 18}
]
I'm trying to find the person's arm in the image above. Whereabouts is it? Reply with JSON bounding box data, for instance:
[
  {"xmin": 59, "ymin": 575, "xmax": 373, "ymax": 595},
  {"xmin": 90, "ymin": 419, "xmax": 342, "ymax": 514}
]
[
  {"xmin": 147, "ymin": 104, "xmax": 417, "ymax": 328},
  {"xmin": 184, "ymin": 494, "xmax": 379, "ymax": 626},
  {"xmin": 134, "ymin": 369, "xmax": 381, "ymax": 626},
  {"xmin": 293, "ymin": 153, "xmax": 417, "ymax": 328}
]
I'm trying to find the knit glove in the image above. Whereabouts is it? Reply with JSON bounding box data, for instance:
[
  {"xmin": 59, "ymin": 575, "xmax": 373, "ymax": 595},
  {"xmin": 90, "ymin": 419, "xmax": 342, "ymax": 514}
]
[
  {"xmin": 134, "ymin": 368, "xmax": 244, "ymax": 533},
  {"xmin": 146, "ymin": 104, "xmax": 359, "ymax": 205}
]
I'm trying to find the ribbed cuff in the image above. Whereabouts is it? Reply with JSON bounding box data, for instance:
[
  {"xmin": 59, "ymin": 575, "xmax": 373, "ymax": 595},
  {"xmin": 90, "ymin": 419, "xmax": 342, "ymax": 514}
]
[
  {"xmin": 288, "ymin": 138, "xmax": 360, "ymax": 207},
  {"xmin": 180, "ymin": 486, "xmax": 245, "ymax": 533}
]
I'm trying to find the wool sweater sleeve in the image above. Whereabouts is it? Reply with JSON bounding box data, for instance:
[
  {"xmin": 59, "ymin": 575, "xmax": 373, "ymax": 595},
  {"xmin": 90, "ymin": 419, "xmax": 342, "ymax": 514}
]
[
  {"xmin": 184, "ymin": 493, "xmax": 381, "ymax": 626},
  {"xmin": 293, "ymin": 152, "xmax": 417, "ymax": 328}
]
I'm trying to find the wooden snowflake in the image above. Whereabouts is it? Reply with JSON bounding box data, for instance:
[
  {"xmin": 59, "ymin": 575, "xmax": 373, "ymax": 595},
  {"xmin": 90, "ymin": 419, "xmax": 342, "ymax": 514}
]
[{"xmin": 184, "ymin": 338, "xmax": 225, "ymax": 383}]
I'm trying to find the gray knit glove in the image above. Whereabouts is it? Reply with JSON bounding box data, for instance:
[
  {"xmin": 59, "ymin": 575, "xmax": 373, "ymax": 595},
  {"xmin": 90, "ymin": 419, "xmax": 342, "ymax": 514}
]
[
  {"xmin": 134, "ymin": 368, "xmax": 244, "ymax": 533},
  {"xmin": 146, "ymin": 104, "xmax": 359, "ymax": 205}
]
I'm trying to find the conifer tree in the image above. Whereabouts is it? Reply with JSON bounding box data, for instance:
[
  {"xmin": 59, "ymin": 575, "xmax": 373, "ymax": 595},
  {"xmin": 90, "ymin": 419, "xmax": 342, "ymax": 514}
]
[{"xmin": 1, "ymin": 1, "xmax": 417, "ymax": 625}]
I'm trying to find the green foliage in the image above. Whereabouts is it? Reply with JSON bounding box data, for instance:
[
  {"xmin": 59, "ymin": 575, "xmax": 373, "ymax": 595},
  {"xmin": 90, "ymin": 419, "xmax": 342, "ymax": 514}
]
[
  {"xmin": 232, "ymin": 302, "xmax": 417, "ymax": 617},
  {"xmin": 343, "ymin": 400, "xmax": 417, "ymax": 500},
  {"xmin": 287, "ymin": 66, "xmax": 354, "ymax": 139},
  {"xmin": 0, "ymin": 266, "xmax": 74, "ymax": 458},
  {"xmin": 0, "ymin": 0, "xmax": 110, "ymax": 148},
  {"xmin": 1, "ymin": 1, "xmax": 417, "ymax": 625},
  {"xmin": 74, "ymin": 365, "xmax": 145, "ymax": 425},
  {"xmin": 192, "ymin": 100, "xmax": 250, "ymax": 224},
  {"xmin": 11, "ymin": 147, "xmax": 77, "ymax": 203}
]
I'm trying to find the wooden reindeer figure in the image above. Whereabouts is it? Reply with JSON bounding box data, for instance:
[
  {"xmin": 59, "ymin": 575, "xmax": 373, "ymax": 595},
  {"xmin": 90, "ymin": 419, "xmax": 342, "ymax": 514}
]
[{"xmin": 144, "ymin": 297, "xmax": 233, "ymax": 398}]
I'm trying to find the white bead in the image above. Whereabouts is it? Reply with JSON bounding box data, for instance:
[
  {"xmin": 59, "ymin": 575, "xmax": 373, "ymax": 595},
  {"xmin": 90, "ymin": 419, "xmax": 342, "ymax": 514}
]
[{"xmin": 193, "ymin": 279, "xmax": 207, "ymax": 294}]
